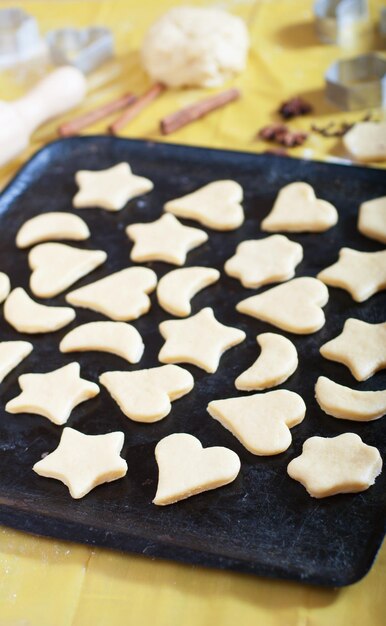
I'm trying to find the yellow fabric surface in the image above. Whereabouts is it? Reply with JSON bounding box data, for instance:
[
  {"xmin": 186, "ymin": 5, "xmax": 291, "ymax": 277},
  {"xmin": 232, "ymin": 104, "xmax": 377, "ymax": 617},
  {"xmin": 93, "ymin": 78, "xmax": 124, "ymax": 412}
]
[{"xmin": 0, "ymin": 0, "xmax": 385, "ymax": 624}]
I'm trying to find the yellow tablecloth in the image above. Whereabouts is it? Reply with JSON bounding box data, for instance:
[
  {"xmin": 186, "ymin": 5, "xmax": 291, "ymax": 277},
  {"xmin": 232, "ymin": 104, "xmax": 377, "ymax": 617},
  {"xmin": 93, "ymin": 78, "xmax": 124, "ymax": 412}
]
[{"xmin": 0, "ymin": 1, "xmax": 385, "ymax": 624}]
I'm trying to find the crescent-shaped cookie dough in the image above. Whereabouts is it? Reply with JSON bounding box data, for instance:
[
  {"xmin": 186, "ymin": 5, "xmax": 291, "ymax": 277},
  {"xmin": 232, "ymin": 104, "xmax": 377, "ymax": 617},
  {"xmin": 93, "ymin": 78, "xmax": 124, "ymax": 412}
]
[
  {"xmin": 16, "ymin": 212, "xmax": 90, "ymax": 248},
  {"xmin": 4, "ymin": 288, "xmax": 75, "ymax": 333},
  {"xmin": 100, "ymin": 364, "xmax": 194, "ymax": 423},
  {"xmin": 0, "ymin": 271, "xmax": 10, "ymax": 303},
  {"xmin": 235, "ymin": 333, "xmax": 298, "ymax": 391},
  {"xmin": 157, "ymin": 266, "xmax": 220, "ymax": 317},
  {"xmin": 208, "ymin": 390, "xmax": 306, "ymax": 455},
  {"xmin": 315, "ymin": 376, "xmax": 386, "ymax": 422},
  {"xmin": 358, "ymin": 196, "xmax": 386, "ymax": 245},
  {"xmin": 153, "ymin": 433, "xmax": 241, "ymax": 505},
  {"xmin": 29, "ymin": 243, "xmax": 107, "ymax": 298},
  {"xmin": 261, "ymin": 182, "xmax": 338, "ymax": 232},
  {"xmin": 60, "ymin": 321, "xmax": 144, "ymax": 364},
  {"xmin": 0, "ymin": 341, "xmax": 33, "ymax": 384},
  {"xmin": 164, "ymin": 180, "xmax": 244, "ymax": 231}
]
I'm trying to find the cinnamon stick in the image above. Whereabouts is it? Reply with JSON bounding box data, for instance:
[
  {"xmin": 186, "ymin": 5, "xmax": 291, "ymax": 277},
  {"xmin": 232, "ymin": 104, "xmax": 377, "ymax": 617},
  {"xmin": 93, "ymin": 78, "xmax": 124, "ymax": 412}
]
[
  {"xmin": 160, "ymin": 88, "xmax": 241, "ymax": 135},
  {"xmin": 58, "ymin": 93, "xmax": 137, "ymax": 137},
  {"xmin": 109, "ymin": 83, "xmax": 165, "ymax": 134}
]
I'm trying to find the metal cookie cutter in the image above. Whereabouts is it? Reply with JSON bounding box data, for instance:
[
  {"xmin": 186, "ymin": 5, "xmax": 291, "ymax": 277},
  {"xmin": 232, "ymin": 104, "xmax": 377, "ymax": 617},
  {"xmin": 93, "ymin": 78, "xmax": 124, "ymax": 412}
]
[
  {"xmin": 0, "ymin": 7, "xmax": 46, "ymax": 69},
  {"xmin": 314, "ymin": 0, "xmax": 369, "ymax": 45},
  {"xmin": 46, "ymin": 27, "xmax": 114, "ymax": 74},
  {"xmin": 325, "ymin": 53, "xmax": 386, "ymax": 110}
]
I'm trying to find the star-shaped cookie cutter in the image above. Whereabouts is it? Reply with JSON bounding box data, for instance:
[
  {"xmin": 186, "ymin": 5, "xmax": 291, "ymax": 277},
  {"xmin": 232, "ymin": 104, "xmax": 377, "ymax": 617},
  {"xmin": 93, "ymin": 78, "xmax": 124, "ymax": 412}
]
[
  {"xmin": 0, "ymin": 7, "xmax": 46, "ymax": 69},
  {"xmin": 325, "ymin": 53, "xmax": 386, "ymax": 110},
  {"xmin": 46, "ymin": 26, "xmax": 114, "ymax": 74}
]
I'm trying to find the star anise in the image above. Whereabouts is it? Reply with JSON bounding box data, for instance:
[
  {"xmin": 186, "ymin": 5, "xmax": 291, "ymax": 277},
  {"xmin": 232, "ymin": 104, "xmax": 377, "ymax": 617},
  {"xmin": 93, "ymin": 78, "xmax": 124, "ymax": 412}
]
[
  {"xmin": 278, "ymin": 97, "xmax": 313, "ymax": 119},
  {"xmin": 258, "ymin": 123, "xmax": 308, "ymax": 147}
]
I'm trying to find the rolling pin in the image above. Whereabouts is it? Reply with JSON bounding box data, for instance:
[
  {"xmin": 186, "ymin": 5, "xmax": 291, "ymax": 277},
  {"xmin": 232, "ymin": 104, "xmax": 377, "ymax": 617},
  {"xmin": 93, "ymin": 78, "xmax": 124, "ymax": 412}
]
[{"xmin": 0, "ymin": 66, "xmax": 87, "ymax": 167}]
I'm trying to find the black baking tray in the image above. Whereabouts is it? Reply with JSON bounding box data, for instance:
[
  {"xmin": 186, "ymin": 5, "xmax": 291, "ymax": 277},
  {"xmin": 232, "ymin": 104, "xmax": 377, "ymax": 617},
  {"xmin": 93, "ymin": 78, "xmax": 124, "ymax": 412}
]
[{"xmin": 0, "ymin": 137, "xmax": 385, "ymax": 587}]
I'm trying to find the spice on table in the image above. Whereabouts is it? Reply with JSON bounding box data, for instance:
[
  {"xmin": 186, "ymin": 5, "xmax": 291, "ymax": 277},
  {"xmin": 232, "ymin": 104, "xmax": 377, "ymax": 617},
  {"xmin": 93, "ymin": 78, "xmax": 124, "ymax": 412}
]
[
  {"xmin": 58, "ymin": 93, "xmax": 137, "ymax": 137},
  {"xmin": 257, "ymin": 123, "xmax": 308, "ymax": 147},
  {"xmin": 311, "ymin": 113, "xmax": 374, "ymax": 138},
  {"xmin": 264, "ymin": 147, "xmax": 288, "ymax": 156},
  {"xmin": 278, "ymin": 97, "xmax": 313, "ymax": 119},
  {"xmin": 160, "ymin": 88, "xmax": 241, "ymax": 135},
  {"xmin": 109, "ymin": 83, "xmax": 165, "ymax": 134}
]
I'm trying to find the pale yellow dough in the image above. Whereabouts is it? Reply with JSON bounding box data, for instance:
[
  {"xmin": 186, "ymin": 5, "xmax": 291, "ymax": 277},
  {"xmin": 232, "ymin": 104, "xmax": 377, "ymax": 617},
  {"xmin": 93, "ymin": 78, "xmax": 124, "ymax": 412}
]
[
  {"xmin": 261, "ymin": 182, "xmax": 338, "ymax": 232},
  {"xmin": 29, "ymin": 242, "xmax": 107, "ymax": 298},
  {"xmin": 224, "ymin": 235, "xmax": 303, "ymax": 289},
  {"xmin": 159, "ymin": 307, "xmax": 245, "ymax": 373},
  {"xmin": 320, "ymin": 319, "xmax": 386, "ymax": 381},
  {"xmin": 0, "ymin": 341, "xmax": 33, "ymax": 383},
  {"xmin": 126, "ymin": 213, "xmax": 208, "ymax": 266},
  {"xmin": 16, "ymin": 212, "xmax": 90, "ymax": 248},
  {"xmin": 153, "ymin": 433, "xmax": 241, "ymax": 506},
  {"xmin": 315, "ymin": 376, "xmax": 386, "ymax": 422},
  {"xmin": 157, "ymin": 266, "xmax": 220, "ymax": 317},
  {"xmin": 60, "ymin": 321, "xmax": 144, "ymax": 363},
  {"xmin": 6, "ymin": 362, "xmax": 99, "ymax": 425},
  {"xmin": 73, "ymin": 162, "xmax": 153, "ymax": 211},
  {"xmin": 235, "ymin": 333, "xmax": 298, "ymax": 391},
  {"xmin": 66, "ymin": 267, "xmax": 157, "ymax": 321},
  {"xmin": 100, "ymin": 364, "xmax": 194, "ymax": 423},
  {"xmin": 4, "ymin": 288, "xmax": 75, "ymax": 333},
  {"xmin": 358, "ymin": 196, "xmax": 386, "ymax": 244},
  {"xmin": 164, "ymin": 180, "xmax": 244, "ymax": 231},
  {"xmin": 287, "ymin": 433, "xmax": 382, "ymax": 498},
  {"xmin": 236, "ymin": 277, "xmax": 329, "ymax": 334},
  {"xmin": 0, "ymin": 271, "xmax": 10, "ymax": 303},
  {"xmin": 208, "ymin": 390, "xmax": 305, "ymax": 455},
  {"xmin": 317, "ymin": 248, "xmax": 386, "ymax": 302},
  {"xmin": 343, "ymin": 122, "xmax": 386, "ymax": 162},
  {"xmin": 33, "ymin": 427, "xmax": 128, "ymax": 499}
]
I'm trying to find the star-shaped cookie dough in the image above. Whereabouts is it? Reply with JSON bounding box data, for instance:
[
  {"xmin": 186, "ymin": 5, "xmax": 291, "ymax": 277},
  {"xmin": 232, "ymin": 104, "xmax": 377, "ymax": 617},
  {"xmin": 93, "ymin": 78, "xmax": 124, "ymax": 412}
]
[
  {"xmin": 320, "ymin": 319, "xmax": 386, "ymax": 381},
  {"xmin": 0, "ymin": 271, "xmax": 10, "ymax": 303},
  {"xmin": 126, "ymin": 213, "xmax": 208, "ymax": 265},
  {"xmin": 158, "ymin": 307, "xmax": 245, "ymax": 373},
  {"xmin": 317, "ymin": 248, "xmax": 386, "ymax": 302},
  {"xmin": 287, "ymin": 433, "xmax": 382, "ymax": 498},
  {"xmin": 224, "ymin": 235, "xmax": 303, "ymax": 289},
  {"xmin": 73, "ymin": 162, "xmax": 153, "ymax": 211},
  {"xmin": 358, "ymin": 196, "xmax": 386, "ymax": 245},
  {"xmin": 6, "ymin": 362, "xmax": 100, "ymax": 425},
  {"xmin": 33, "ymin": 427, "xmax": 128, "ymax": 499}
]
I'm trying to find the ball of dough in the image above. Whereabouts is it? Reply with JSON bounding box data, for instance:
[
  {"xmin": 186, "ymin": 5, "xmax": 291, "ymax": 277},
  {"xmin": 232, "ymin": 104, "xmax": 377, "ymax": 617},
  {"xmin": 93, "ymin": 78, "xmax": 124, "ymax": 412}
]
[{"xmin": 141, "ymin": 7, "xmax": 249, "ymax": 88}]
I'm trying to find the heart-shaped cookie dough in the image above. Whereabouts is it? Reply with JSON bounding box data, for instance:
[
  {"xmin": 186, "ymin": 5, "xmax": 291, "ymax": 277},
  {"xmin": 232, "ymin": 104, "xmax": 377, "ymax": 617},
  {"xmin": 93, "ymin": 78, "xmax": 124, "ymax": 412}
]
[
  {"xmin": 261, "ymin": 182, "xmax": 338, "ymax": 232},
  {"xmin": 29, "ymin": 243, "xmax": 107, "ymax": 298},
  {"xmin": 153, "ymin": 433, "xmax": 241, "ymax": 505},
  {"xmin": 164, "ymin": 180, "xmax": 244, "ymax": 231},
  {"xmin": 236, "ymin": 277, "xmax": 329, "ymax": 334},
  {"xmin": 100, "ymin": 364, "xmax": 194, "ymax": 422},
  {"xmin": 0, "ymin": 271, "xmax": 10, "ymax": 303},
  {"xmin": 208, "ymin": 390, "xmax": 306, "ymax": 455},
  {"xmin": 0, "ymin": 341, "xmax": 33, "ymax": 384}
]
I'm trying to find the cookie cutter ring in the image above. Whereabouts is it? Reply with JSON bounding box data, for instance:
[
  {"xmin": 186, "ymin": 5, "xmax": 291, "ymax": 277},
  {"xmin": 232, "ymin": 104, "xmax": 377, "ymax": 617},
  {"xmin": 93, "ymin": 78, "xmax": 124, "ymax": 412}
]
[
  {"xmin": 325, "ymin": 53, "xmax": 386, "ymax": 110},
  {"xmin": 46, "ymin": 26, "xmax": 114, "ymax": 74},
  {"xmin": 0, "ymin": 7, "xmax": 46, "ymax": 69},
  {"xmin": 314, "ymin": 0, "xmax": 369, "ymax": 44}
]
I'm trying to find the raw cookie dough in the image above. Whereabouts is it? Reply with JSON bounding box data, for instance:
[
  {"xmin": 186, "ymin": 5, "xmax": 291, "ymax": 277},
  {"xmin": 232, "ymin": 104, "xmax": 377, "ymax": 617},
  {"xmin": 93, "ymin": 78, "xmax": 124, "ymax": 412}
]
[
  {"xmin": 157, "ymin": 266, "xmax": 220, "ymax": 317},
  {"xmin": 343, "ymin": 122, "xmax": 386, "ymax": 162},
  {"xmin": 153, "ymin": 433, "xmax": 241, "ymax": 505},
  {"xmin": 159, "ymin": 307, "xmax": 245, "ymax": 373},
  {"xmin": 4, "ymin": 288, "xmax": 75, "ymax": 333},
  {"xmin": 66, "ymin": 267, "xmax": 157, "ymax": 321},
  {"xmin": 287, "ymin": 433, "xmax": 382, "ymax": 498},
  {"xmin": 33, "ymin": 427, "xmax": 128, "ymax": 499},
  {"xmin": 141, "ymin": 7, "xmax": 249, "ymax": 88},
  {"xmin": 261, "ymin": 182, "xmax": 338, "ymax": 232},
  {"xmin": 126, "ymin": 214, "xmax": 208, "ymax": 266},
  {"xmin": 0, "ymin": 341, "xmax": 33, "ymax": 384},
  {"xmin": 235, "ymin": 333, "xmax": 298, "ymax": 391},
  {"xmin": 320, "ymin": 319, "xmax": 386, "ymax": 381},
  {"xmin": 0, "ymin": 271, "xmax": 10, "ymax": 303},
  {"xmin": 60, "ymin": 321, "xmax": 144, "ymax": 364},
  {"xmin": 208, "ymin": 390, "xmax": 305, "ymax": 455},
  {"xmin": 224, "ymin": 235, "xmax": 303, "ymax": 289},
  {"xmin": 6, "ymin": 362, "xmax": 99, "ymax": 425},
  {"xmin": 100, "ymin": 364, "xmax": 194, "ymax": 423},
  {"xmin": 317, "ymin": 248, "xmax": 386, "ymax": 302},
  {"xmin": 315, "ymin": 376, "xmax": 386, "ymax": 422},
  {"xmin": 164, "ymin": 181, "xmax": 244, "ymax": 231},
  {"xmin": 236, "ymin": 277, "xmax": 329, "ymax": 334},
  {"xmin": 358, "ymin": 196, "xmax": 386, "ymax": 244},
  {"xmin": 16, "ymin": 212, "xmax": 90, "ymax": 248},
  {"xmin": 29, "ymin": 242, "xmax": 107, "ymax": 298},
  {"xmin": 73, "ymin": 162, "xmax": 153, "ymax": 211}
]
